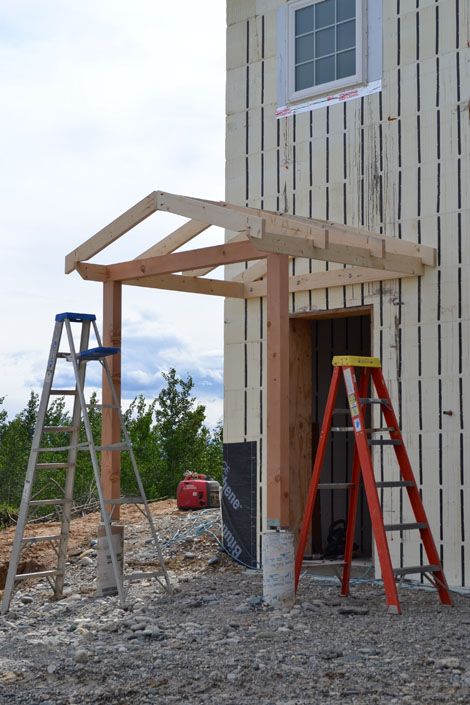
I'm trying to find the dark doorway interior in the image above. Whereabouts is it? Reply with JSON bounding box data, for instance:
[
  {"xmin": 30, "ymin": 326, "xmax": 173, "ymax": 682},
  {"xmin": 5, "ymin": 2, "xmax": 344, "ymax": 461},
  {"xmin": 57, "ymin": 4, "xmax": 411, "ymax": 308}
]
[{"xmin": 311, "ymin": 314, "xmax": 372, "ymax": 558}]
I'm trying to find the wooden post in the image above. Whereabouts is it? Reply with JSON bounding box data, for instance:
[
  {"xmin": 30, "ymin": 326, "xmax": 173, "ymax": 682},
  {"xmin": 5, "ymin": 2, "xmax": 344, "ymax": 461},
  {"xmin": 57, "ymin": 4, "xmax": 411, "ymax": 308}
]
[
  {"xmin": 101, "ymin": 281, "xmax": 122, "ymax": 518},
  {"xmin": 266, "ymin": 253, "xmax": 289, "ymax": 528}
]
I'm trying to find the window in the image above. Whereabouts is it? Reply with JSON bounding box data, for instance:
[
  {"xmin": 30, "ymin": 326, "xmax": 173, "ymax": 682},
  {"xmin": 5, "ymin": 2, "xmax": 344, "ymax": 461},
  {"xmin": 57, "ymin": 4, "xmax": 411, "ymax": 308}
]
[{"xmin": 288, "ymin": 0, "xmax": 365, "ymax": 102}]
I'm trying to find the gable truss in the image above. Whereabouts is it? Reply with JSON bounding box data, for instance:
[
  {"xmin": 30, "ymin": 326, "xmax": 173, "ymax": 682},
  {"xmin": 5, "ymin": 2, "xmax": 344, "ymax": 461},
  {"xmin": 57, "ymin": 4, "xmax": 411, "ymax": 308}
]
[{"xmin": 65, "ymin": 190, "xmax": 436, "ymax": 298}]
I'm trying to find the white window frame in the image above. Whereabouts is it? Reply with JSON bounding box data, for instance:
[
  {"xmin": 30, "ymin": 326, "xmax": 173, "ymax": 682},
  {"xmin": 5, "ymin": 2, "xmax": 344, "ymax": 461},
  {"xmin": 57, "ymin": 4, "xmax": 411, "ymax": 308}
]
[{"xmin": 287, "ymin": 0, "xmax": 367, "ymax": 104}]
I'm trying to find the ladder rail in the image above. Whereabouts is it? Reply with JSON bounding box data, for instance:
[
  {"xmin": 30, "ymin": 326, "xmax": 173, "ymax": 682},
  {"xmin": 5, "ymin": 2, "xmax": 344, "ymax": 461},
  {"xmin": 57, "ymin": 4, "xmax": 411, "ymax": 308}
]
[
  {"xmin": 64, "ymin": 320, "xmax": 127, "ymax": 607},
  {"xmin": 1, "ymin": 321, "xmax": 64, "ymax": 614},
  {"xmin": 54, "ymin": 320, "xmax": 91, "ymax": 598},
  {"xmin": 341, "ymin": 367, "xmax": 370, "ymax": 597},
  {"xmin": 342, "ymin": 364, "xmax": 401, "ymax": 614},
  {"xmin": 371, "ymin": 367, "xmax": 452, "ymax": 606},
  {"xmin": 294, "ymin": 365, "xmax": 342, "ymax": 590},
  {"xmin": 96, "ymin": 320, "xmax": 172, "ymax": 595}
]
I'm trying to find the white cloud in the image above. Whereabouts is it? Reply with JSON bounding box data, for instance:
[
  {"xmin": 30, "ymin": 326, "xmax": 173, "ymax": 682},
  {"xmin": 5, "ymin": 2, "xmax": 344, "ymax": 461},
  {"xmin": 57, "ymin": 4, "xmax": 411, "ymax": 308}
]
[{"xmin": 0, "ymin": 1, "xmax": 226, "ymax": 423}]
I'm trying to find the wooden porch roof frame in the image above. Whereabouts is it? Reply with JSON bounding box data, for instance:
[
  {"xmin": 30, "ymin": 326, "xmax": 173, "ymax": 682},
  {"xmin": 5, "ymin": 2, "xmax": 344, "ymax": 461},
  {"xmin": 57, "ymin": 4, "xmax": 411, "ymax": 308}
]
[{"xmin": 65, "ymin": 191, "xmax": 436, "ymax": 529}]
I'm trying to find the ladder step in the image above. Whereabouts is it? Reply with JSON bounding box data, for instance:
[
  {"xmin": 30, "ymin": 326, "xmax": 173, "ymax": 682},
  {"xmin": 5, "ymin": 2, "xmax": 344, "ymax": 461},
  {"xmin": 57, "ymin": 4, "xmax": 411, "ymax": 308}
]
[
  {"xmin": 36, "ymin": 442, "xmax": 88, "ymax": 452},
  {"xmin": 376, "ymin": 480, "xmax": 415, "ymax": 488},
  {"xmin": 128, "ymin": 570, "xmax": 166, "ymax": 582},
  {"xmin": 384, "ymin": 522, "xmax": 427, "ymax": 532},
  {"xmin": 333, "ymin": 408, "xmax": 350, "ymax": 415},
  {"xmin": 43, "ymin": 426, "xmax": 77, "ymax": 433},
  {"xmin": 50, "ymin": 389, "xmax": 77, "ymax": 396},
  {"xmin": 89, "ymin": 404, "xmax": 120, "ymax": 410},
  {"xmin": 29, "ymin": 499, "xmax": 66, "ymax": 507},
  {"xmin": 317, "ymin": 483, "xmax": 353, "ymax": 490},
  {"xmin": 368, "ymin": 439, "xmax": 402, "ymax": 446},
  {"xmin": 15, "ymin": 570, "xmax": 57, "ymax": 581},
  {"xmin": 56, "ymin": 352, "xmax": 70, "ymax": 359},
  {"xmin": 331, "ymin": 426, "xmax": 396, "ymax": 433},
  {"xmin": 360, "ymin": 397, "xmax": 389, "ymax": 405},
  {"xmin": 95, "ymin": 442, "xmax": 128, "ymax": 452},
  {"xmin": 22, "ymin": 534, "xmax": 61, "ymax": 544},
  {"xmin": 36, "ymin": 463, "xmax": 73, "ymax": 470},
  {"xmin": 393, "ymin": 565, "xmax": 440, "ymax": 577},
  {"xmin": 105, "ymin": 496, "xmax": 144, "ymax": 505},
  {"xmin": 77, "ymin": 346, "xmax": 120, "ymax": 361}
]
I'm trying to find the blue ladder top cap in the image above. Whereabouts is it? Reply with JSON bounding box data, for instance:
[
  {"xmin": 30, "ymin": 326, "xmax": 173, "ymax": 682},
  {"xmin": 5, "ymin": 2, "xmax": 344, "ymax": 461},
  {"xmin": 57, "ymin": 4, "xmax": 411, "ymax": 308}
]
[
  {"xmin": 77, "ymin": 347, "xmax": 120, "ymax": 361},
  {"xmin": 56, "ymin": 312, "xmax": 96, "ymax": 322}
]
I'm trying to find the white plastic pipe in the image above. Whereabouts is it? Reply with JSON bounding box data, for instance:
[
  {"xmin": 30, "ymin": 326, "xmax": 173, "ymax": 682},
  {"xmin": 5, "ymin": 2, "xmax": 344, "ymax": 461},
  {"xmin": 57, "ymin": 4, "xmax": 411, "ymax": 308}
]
[{"xmin": 262, "ymin": 530, "xmax": 295, "ymax": 608}]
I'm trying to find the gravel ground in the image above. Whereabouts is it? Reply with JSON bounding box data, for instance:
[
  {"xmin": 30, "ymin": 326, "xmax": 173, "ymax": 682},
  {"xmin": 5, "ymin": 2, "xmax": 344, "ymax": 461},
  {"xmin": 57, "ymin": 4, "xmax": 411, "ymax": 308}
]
[{"xmin": 0, "ymin": 504, "xmax": 469, "ymax": 705}]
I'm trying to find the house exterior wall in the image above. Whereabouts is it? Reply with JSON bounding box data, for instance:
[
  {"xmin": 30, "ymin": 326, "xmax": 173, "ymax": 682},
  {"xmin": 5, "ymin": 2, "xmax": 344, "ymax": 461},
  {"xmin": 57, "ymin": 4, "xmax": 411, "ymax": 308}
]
[{"xmin": 224, "ymin": 0, "xmax": 470, "ymax": 586}]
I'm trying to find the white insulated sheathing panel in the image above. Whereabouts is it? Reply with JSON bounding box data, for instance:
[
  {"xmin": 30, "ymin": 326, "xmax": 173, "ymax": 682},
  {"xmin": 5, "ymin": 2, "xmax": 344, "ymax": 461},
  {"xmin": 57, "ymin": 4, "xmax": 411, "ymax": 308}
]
[{"xmin": 224, "ymin": 0, "xmax": 469, "ymax": 585}]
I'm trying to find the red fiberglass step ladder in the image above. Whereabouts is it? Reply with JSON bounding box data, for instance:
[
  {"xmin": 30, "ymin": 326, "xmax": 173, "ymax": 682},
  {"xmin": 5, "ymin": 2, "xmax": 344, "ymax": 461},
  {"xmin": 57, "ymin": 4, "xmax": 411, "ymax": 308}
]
[{"xmin": 294, "ymin": 355, "xmax": 452, "ymax": 614}]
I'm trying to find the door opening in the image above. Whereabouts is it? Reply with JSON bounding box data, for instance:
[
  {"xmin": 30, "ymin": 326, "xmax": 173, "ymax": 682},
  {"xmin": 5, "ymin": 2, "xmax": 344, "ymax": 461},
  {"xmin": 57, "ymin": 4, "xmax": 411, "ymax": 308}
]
[{"xmin": 289, "ymin": 309, "xmax": 372, "ymax": 564}]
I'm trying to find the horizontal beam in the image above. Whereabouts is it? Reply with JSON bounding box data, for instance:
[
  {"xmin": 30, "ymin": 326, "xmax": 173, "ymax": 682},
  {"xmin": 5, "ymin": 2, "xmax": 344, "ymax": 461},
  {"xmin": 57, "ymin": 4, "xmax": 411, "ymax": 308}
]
[
  {"xmin": 135, "ymin": 219, "xmax": 209, "ymax": 259},
  {"xmin": 199, "ymin": 198, "xmax": 435, "ymax": 268},
  {"xmin": 249, "ymin": 232, "xmax": 425, "ymax": 275},
  {"xmin": 156, "ymin": 191, "xmax": 265, "ymax": 238},
  {"xmin": 65, "ymin": 192, "xmax": 158, "ymax": 274},
  {"xmin": 77, "ymin": 240, "xmax": 263, "ymax": 282},
  {"xmin": 123, "ymin": 273, "xmax": 245, "ymax": 298},
  {"xmin": 184, "ymin": 231, "xmax": 248, "ymax": 277},
  {"xmin": 244, "ymin": 266, "xmax": 413, "ymax": 298}
]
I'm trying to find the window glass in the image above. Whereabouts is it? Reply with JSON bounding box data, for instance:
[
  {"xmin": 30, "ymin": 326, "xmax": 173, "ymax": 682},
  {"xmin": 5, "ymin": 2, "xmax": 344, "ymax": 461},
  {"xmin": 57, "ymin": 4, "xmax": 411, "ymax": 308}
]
[
  {"xmin": 315, "ymin": 0, "xmax": 335, "ymax": 28},
  {"xmin": 295, "ymin": 4, "xmax": 314, "ymax": 34},
  {"xmin": 296, "ymin": 62, "xmax": 315, "ymax": 90},
  {"xmin": 296, "ymin": 34, "xmax": 315, "ymax": 63},
  {"xmin": 336, "ymin": 0, "xmax": 355, "ymax": 22},
  {"xmin": 337, "ymin": 48, "xmax": 355, "ymax": 78},
  {"xmin": 294, "ymin": 0, "xmax": 357, "ymax": 93},
  {"xmin": 336, "ymin": 19, "xmax": 355, "ymax": 51},
  {"xmin": 316, "ymin": 55, "xmax": 335, "ymax": 84}
]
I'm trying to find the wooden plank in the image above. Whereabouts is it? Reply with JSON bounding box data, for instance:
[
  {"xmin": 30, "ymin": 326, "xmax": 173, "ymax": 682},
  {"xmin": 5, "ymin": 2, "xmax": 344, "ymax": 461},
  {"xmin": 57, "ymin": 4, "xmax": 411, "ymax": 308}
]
[
  {"xmin": 184, "ymin": 231, "xmax": 248, "ymax": 277},
  {"xmin": 232, "ymin": 259, "xmax": 267, "ymax": 282},
  {"xmin": 199, "ymin": 198, "xmax": 436, "ymax": 265},
  {"xmin": 289, "ymin": 318, "xmax": 312, "ymax": 548},
  {"xmin": 77, "ymin": 241, "xmax": 264, "ymax": 282},
  {"xmin": 101, "ymin": 281, "xmax": 122, "ymax": 519},
  {"xmin": 245, "ymin": 266, "xmax": 413, "ymax": 298},
  {"xmin": 249, "ymin": 232, "xmax": 425, "ymax": 275},
  {"xmin": 156, "ymin": 191, "xmax": 265, "ymax": 238},
  {"xmin": 266, "ymin": 253, "xmax": 290, "ymax": 529},
  {"xmin": 123, "ymin": 273, "xmax": 245, "ymax": 298},
  {"xmin": 65, "ymin": 192, "xmax": 158, "ymax": 274},
  {"xmin": 135, "ymin": 220, "xmax": 210, "ymax": 259}
]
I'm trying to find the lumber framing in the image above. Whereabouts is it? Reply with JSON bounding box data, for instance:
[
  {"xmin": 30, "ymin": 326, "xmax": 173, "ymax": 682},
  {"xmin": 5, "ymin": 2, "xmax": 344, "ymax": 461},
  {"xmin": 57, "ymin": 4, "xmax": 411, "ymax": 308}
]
[
  {"xmin": 266, "ymin": 254, "xmax": 290, "ymax": 529},
  {"xmin": 101, "ymin": 281, "xmax": 122, "ymax": 518},
  {"xmin": 124, "ymin": 273, "xmax": 245, "ymax": 298},
  {"xmin": 244, "ymin": 266, "xmax": 413, "ymax": 298},
  {"xmin": 65, "ymin": 193, "xmax": 158, "ymax": 274},
  {"xmin": 135, "ymin": 219, "xmax": 209, "ymax": 259},
  {"xmin": 77, "ymin": 240, "xmax": 262, "ymax": 282},
  {"xmin": 66, "ymin": 189, "xmax": 438, "ymax": 530}
]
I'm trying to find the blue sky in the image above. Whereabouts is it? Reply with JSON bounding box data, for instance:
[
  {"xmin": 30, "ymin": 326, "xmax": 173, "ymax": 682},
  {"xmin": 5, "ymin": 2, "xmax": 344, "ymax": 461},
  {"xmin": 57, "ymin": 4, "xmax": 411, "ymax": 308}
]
[{"xmin": 0, "ymin": 1, "xmax": 227, "ymax": 427}]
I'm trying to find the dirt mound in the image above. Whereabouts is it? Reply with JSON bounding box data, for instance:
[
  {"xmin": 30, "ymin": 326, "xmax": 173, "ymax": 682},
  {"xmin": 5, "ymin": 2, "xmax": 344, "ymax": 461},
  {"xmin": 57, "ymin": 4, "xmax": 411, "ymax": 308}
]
[{"xmin": 0, "ymin": 499, "xmax": 182, "ymax": 590}]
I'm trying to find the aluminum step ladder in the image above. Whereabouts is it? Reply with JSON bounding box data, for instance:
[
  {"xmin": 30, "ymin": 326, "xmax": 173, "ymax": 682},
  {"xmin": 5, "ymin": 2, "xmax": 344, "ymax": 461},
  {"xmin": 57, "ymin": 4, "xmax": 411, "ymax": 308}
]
[
  {"xmin": 1, "ymin": 312, "xmax": 171, "ymax": 614},
  {"xmin": 294, "ymin": 355, "xmax": 452, "ymax": 614}
]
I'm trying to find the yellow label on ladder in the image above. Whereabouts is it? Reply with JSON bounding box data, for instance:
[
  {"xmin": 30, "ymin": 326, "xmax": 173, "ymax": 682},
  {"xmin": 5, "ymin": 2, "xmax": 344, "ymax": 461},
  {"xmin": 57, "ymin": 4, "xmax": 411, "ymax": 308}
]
[{"xmin": 332, "ymin": 355, "xmax": 381, "ymax": 368}]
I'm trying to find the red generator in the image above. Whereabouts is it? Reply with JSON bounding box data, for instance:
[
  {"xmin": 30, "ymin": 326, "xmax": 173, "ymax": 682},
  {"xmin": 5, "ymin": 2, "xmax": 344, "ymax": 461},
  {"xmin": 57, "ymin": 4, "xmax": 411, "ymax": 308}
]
[{"xmin": 176, "ymin": 473, "xmax": 220, "ymax": 510}]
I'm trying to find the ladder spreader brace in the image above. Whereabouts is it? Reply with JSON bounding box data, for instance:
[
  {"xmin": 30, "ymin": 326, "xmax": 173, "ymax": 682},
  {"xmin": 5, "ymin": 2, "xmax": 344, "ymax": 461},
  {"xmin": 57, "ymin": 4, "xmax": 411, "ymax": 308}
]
[
  {"xmin": 294, "ymin": 355, "xmax": 452, "ymax": 614},
  {"xmin": 1, "ymin": 312, "xmax": 172, "ymax": 614}
]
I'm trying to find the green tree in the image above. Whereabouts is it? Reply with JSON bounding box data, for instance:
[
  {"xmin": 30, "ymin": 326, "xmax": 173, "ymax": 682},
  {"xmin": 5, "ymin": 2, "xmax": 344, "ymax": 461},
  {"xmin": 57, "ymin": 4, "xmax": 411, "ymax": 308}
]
[
  {"xmin": 0, "ymin": 392, "xmax": 39, "ymax": 506},
  {"xmin": 155, "ymin": 368, "xmax": 210, "ymax": 496},
  {"xmin": 122, "ymin": 394, "xmax": 162, "ymax": 499},
  {"xmin": 204, "ymin": 419, "xmax": 223, "ymax": 483}
]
